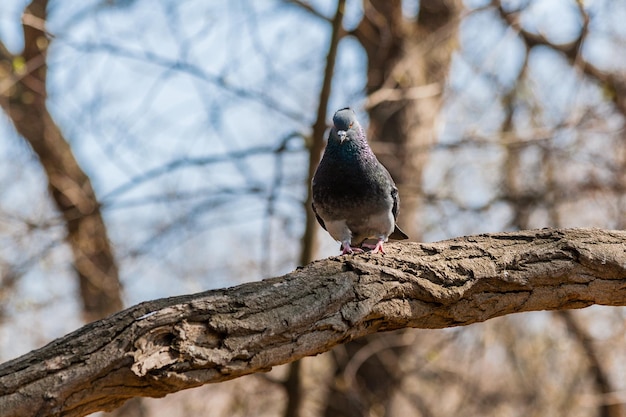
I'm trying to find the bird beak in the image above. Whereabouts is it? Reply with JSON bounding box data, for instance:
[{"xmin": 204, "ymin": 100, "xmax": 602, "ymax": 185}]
[{"xmin": 337, "ymin": 130, "xmax": 347, "ymax": 143}]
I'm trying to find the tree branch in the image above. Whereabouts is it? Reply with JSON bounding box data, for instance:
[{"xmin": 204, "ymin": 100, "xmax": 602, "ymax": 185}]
[
  {"xmin": 493, "ymin": 0, "xmax": 626, "ymax": 116},
  {"xmin": 1, "ymin": 228, "xmax": 625, "ymax": 417},
  {"xmin": 299, "ymin": 0, "xmax": 346, "ymax": 266}
]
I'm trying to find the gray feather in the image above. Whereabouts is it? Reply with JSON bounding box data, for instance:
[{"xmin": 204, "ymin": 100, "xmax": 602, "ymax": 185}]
[{"xmin": 312, "ymin": 107, "xmax": 408, "ymax": 253}]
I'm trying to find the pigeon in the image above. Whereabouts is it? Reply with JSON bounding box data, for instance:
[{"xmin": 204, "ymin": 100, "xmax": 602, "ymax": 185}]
[{"xmin": 312, "ymin": 107, "xmax": 408, "ymax": 255}]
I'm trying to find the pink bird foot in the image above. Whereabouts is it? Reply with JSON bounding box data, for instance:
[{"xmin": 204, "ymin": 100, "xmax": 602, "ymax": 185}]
[
  {"xmin": 341, "ymin": 242, "xmax": 364, "ymax": 255},
  {"xmin": 361, "ymin": 239, "xmax": 386, "ymax": 254}
]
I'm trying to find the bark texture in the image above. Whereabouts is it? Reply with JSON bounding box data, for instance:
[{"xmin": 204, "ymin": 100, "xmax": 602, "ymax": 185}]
[{"xmin": 1, "ymin": 228, "xmax": 625, "ymax": 417}]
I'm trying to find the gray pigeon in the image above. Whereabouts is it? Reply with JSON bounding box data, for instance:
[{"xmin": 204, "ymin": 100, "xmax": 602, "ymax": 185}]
[{"xmin": 312, "ymin": 107, "xmax": 408, "ymax": 254}]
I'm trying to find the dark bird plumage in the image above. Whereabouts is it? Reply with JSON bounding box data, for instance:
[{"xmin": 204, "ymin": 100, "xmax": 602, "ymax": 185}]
[{"xmin": 312, "ymin": 107, "xmax": 408, "ymax": 254}]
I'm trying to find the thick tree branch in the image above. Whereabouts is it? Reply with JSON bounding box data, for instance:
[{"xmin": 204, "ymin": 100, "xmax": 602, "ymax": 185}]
[{"xmin": 1, "ymin": 228, "xmax": 625, "ymax": 417}]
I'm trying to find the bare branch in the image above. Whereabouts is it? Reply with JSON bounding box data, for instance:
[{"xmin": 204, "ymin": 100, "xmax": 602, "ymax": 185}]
[
  {"xmin": 365, "ymin": 83, "xmax": 442, "ymax": 109},
  {"xmin": 290, "ymin": 1, "xmax": 346, "ymax": 413},
  {"xmin": 558, "ymin": 311, "xmax": 625, "ymax": 417},
  {"xmin": 494, "ymin": 0, "xmax": 626, "ymax": 116},
  {"xmin": 101, "ymin": 135, "xmax": 304, "ymax": 203},
  {"xmin": 60, "ymin": 39, "xmax": 306, "ymax": 122},
  {"xmin": 282, "ymin": 0, "xmax": 332, "ymax": 22},
  {"xmin": 1, "ymin": 228, "xmax": 625, "ymax": 417},
  {"xmin": 300, "ymin": 0, "xmax": 346, "ymax": 265}
]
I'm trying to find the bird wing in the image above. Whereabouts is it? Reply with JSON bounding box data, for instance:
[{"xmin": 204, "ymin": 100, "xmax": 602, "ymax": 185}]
[
  {"xmin": 311, "ymin": 202, "xmax": 327, "ymax": 231},
  {"xmin": 383, "ymin": 164, "xmax": 409, "ymax": 240},
  {"xmin": 378, "ymin": 163, "xmax": 400, "ymax": 221},
  {"xmin": 391, "ymin": 184, "xmax": 400, "ymax": 220}
]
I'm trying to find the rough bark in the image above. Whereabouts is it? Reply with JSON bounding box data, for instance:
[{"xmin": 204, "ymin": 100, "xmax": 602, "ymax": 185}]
[
  {"xmin": 0, "ymin": 0, "xmax": 123, "ymax": 322},
  {"xmin": 0, "ymin": 228, "xmax": 625, "ymax": 417}
]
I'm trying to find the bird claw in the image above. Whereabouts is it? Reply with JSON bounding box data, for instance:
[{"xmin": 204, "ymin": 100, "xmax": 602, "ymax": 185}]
[
  {"xmin": 361, "ymin": 240, "xmax": 385, "ymax": 254},
  {"xmin": 341, "ymin": 243, "xmax": 364, "ymax": 255}
]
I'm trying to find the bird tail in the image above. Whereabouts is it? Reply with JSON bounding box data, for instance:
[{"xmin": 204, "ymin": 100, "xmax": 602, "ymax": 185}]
[{"xmin": 389, "ymin": 225, "xmax": 409, "ymax": 240}]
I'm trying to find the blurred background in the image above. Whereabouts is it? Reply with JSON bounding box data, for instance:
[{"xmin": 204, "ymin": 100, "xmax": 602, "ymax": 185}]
[{"xmin": 1, "ymin": 0, "xmax": 625, "ymax": 416}]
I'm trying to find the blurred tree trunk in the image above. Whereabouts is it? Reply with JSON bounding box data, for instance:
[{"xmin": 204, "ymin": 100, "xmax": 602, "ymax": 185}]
[
  {"xmin": 359, "ymin": 0, "xmax": 458, "ymax": 240},
  {"xmin": 322, "ymin": 1, "xmax": 461, "ymax": 416},
  {"xmin": 0, "ymin": 0, "xmax": 123, "ymax": 323},
  {"xmin": 0, "ymin": 1, "xmax": 131, "ymax": 414}
]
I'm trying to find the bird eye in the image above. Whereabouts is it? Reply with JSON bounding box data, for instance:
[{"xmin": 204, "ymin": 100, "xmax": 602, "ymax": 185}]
[{"xmin": 349, "ymin": 122, "xmax": 353, "ymax": 128}]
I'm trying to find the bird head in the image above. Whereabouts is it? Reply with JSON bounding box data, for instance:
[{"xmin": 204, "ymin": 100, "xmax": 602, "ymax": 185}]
[{"xmin": 332, "ymin": 107, "xmax": 359, "ymax": 143}]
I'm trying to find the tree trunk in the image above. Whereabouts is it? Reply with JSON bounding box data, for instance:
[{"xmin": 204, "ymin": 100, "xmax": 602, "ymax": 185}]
[
  {"xmin": 0, "ymin": 0, "xmax": 123, "ymax": 322},
  {"xmin": 357, "ymin": 0, "xmax": 460, "ymax": 240}
]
